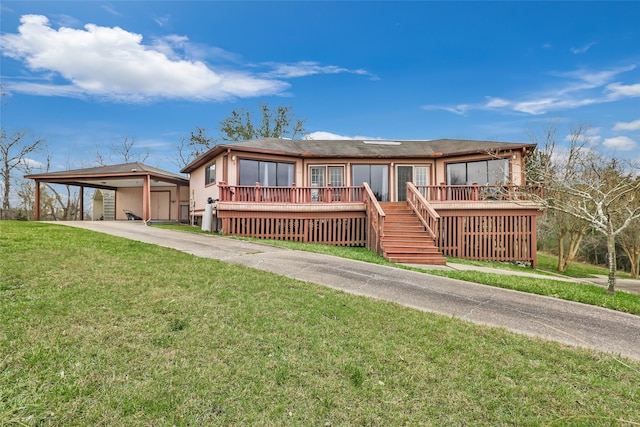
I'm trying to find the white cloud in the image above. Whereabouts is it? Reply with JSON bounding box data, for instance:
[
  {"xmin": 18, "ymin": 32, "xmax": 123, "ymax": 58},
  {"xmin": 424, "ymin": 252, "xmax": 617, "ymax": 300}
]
[
  {"xmin": 153, "ymin": 14, "xmax": 171, "ymax": 28},
  {"xmin": 563, "ymin": 127, "xmax": 602, "ymax": 146},
  {"xmin": 484, "ymin": 97, "xmax": 510, "ymax": 108},
  {"xmin": 605, "ymin": 82, "xmax": 640, "ymax": 99},
  {"xmin": 613, "ymin": 119, "xmax": 640, "ymax": 132},
  {"xmin": 603, "ymin": 136, "xmax": 637, "ymax": 151},
  {"xmin": 421, "ymin": 104, "xmax": 470, "ymax": 115},
  {"xmin": 305, "ymin": 131, "xmax": 382, "ymax": 140},
  {"xmin": 262, "ymin": 61, "xmax": 371, "ymax": 79},
  {"xmin": 429, "ymin": 65, "xmax": 638, "ymax": 116},
  {"xmin": 21, "ymin": 157, "xmax": 44, "ymax": 169},
  {"xmin": 1, "ymin": 15, "xmax": 349, "ymax": 102},
  {"xmin": 555, "ymin": 65, "xmax": 635, "ymax": 90},
  {"xmin": 101, "ymin": 5, "xmax": 121, "ymax": 17},
  {"xmin": 570, "ymin": 42, "xmax": 595, "ymax": 54}
]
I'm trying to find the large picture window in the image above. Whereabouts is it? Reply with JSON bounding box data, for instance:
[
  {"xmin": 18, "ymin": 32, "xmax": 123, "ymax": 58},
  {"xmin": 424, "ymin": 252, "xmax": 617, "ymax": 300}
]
[
  {"xmin": 239, "ymin": 159, "xmax": 294, "ymax": 186},
  {"xmin": 352, "ymin": 164, "xmax": 389, "ymax": 201},
  {"xmin": 446, "ymin": 159, "xmax": 509, "ymax": 185}
]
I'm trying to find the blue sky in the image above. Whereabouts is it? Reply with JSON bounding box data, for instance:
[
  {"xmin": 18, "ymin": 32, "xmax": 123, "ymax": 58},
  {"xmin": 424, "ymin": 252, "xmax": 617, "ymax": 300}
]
[{"xmin": 1, "ymin": 1, "xmax": 639, "ymax": 175}]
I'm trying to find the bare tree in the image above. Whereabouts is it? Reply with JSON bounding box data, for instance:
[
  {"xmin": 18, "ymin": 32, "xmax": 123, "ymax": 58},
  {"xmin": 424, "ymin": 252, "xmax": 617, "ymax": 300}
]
[
  {"xmin": 528, "ymin": 123, "xmax": 591, "ymax": 273},
  {"xmin": 0, "ymin": 128, "xmax": 45, "ymax": 218},
  {"xmin": 172, "ymin": 136, "xmax": 195, "ymax": 170},
  {"xmin": 554, "ymin": 211, "xmax": 591, "ymax": 272},
  {"xmin": 534, "ymin": 124, "xmax": 640, "ymax": 294},
  {"xmin": 618, "ymin": 195, "xmax": 640, "ymax": 279},
  {"xmin": 96, "ymin": 137, "xmax": 149, "ymax": 165},
  {"xmin": 39, "ymin": 155, "xmax": 81, "ymax": 220}
]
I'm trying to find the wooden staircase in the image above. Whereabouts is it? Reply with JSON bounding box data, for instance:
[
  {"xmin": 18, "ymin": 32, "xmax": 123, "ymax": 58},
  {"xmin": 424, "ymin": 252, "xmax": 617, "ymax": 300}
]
[{"xmin": 379, "ymin": 202, "xmax": 447, "ymax": 265}]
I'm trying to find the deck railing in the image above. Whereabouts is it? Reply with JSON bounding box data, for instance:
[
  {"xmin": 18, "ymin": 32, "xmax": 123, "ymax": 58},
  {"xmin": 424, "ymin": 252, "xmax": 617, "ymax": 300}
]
[
  {"xmin": 416, "ymin": 183, "xmax": 543, "ymax": 202},
  {"xmin": 219, "ymin": 183, "xmax": 543, "ymax": 204},
  {"xmin": 363, "ymin": 182, "xmax": 385, "ymax": 256},
  {"xmin": 215, "ymin": 182, "xmax": 542, "ymax": 266},
  {"xmin": 218, "ymin": 183, "xmax": 364, "ymax": 203},
  {"xmin": 406, "ymin": 182, "xmax": 440, "ymax": 240}
]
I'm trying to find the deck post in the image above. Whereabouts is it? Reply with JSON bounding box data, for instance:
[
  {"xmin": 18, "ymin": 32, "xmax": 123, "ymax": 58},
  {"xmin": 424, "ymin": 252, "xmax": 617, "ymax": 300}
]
[
  {"xmin": 290, "ymin": 183, "xmax": 296, "ymax": 203},
  {"xmin": 255, "ymin": 182, "xmax": 260, "ymax": 202},
  {"xmin": 439, "ymin": 183, "xmax": 447, "ymax": 201},
  {"xmin": 472, "ymin": 182, "xmax": 479, "ymax": 201}
]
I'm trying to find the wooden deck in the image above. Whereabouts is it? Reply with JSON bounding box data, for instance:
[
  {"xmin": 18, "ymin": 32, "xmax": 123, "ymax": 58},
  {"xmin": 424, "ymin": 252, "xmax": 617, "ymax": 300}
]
[{"xmin": 215, "ymin": 183, "xmax": 544, "ymax": 266}]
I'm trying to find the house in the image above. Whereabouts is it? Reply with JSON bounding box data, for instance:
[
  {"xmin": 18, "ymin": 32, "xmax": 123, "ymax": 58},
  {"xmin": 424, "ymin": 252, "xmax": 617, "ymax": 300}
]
[
  {"xmin": 181, "ymin": 138, "xmax": 544, "ymax": 266},
  {"xmin": 26, "ymin": 162, "xmax": 190, "ymax": 222}
]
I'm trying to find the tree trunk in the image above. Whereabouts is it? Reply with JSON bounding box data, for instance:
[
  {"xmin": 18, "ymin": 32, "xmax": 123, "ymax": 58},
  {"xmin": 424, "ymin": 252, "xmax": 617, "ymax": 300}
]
[
  {"xmin": 557, "ymin": 230, "xmax": 567, "ymax": 272},
  {"xmin": 557, "ymin": 229, "xmax": 584, "ymax": 273},
  {"xmin": 606, "ymin": 232, "xmax": 616, "ymax": 295},
  {"xmin": 620, "ymin": 244, "xmax": 640, "ymax": 279},
  {"xmin": 2, "ymin": 159, "xmax": 10, "ymax": 214}
]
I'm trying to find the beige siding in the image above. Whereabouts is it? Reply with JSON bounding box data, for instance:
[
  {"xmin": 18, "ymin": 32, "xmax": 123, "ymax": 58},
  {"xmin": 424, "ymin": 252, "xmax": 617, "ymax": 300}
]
[
  {"xmin": 116, "ymin": 188, "xmax": 143, "ymax": 220},
  {"xmin": 189, "ymin": 149, "xmax": 530, "ymax": 216}
]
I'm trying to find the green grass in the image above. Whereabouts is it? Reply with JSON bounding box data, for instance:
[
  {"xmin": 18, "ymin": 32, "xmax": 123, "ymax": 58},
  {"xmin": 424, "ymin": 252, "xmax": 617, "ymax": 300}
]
[
  {"xmin": 153, "ymin": 222, "xmax": 221, "ymax": 235},
  {"xmin": 537, "ymin": 252, "xmax": 632, "ymax": 279},
  {"xmin": 213, "ymin": 235, "xmax": 640, "ymax": 316},
  {"xmin": 1, "ymin": 220, "xmax": 639, "ymax": 426}
]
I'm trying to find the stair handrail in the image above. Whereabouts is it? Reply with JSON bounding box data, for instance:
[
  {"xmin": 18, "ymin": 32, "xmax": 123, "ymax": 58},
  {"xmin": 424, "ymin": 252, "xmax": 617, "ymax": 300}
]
[
  {"xmin": 363, "ymin": 182, "xmax": 385, "ymax": 256},
  {"xmin": 406, "ymin": 182, "xmax": 440, "ymax": 240}
]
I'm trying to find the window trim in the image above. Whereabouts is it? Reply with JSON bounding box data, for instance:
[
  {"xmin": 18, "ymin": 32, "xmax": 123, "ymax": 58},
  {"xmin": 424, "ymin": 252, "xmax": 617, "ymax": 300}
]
[
  {"xmin": 205, "ymin": 162, "xmax": 216, "ymax": 186},
  {"xmin": 445, "ymin": 158, "xmax": 510, "ymax": 185},
  {"xmin": 238, "ymin": 158, "xmax": 295, "ymax": 187},
  {"xmin": 307, "ymin": 164, "xmax": 345, "ymax": 187}
]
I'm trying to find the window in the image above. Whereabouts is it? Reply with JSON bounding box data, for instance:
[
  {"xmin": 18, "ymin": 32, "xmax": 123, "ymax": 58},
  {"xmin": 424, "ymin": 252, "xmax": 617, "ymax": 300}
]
[
  {"xmin": 310, "ymin": 166, "xmax": 324, "ymax": 187},
  {"xmin": 309, "ymin": 166, "xmax": 344, "ymax": 187},
  {"xmin": 414, "ymin": 166, "xmax": 429, "ymax": 186},
  {"xmin": 352, "ymin": 164, "xmax": 389, "ymax": 201},
  {"xmin": 239, "ymin": 159, "xmax": 294, "ymax": 186},
  {"xmin": 329, "ymin": 167, "xmax": 344, "ymax": 186},
  {"xmin": 446, "ymin": 159, "xmax": 509, "ymax": 185},
  {"xmin": 205, "ymin": 163, "xmax": 216, "ymax": 185}
]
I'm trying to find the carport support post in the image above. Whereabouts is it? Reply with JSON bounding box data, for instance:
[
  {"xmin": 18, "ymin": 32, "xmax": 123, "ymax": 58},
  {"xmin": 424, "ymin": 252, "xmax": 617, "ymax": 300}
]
[
  {"xmin": 79, "ymin": 186, "xmax": 84, "ymax": 220},
  {"xmin": 34, "ymin": 180, "xmax": 41, "ymax": 221},
  {"xmin": 175, "ymin": 184, "xmax": 181, "ymax": 221},
  {"xmin": 142, "ymin": 174, "xmax": 151, "ymax": 221}
]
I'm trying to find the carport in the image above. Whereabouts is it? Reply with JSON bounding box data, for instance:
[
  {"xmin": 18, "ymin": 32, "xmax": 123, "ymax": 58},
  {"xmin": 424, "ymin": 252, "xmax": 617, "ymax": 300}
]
[{"xmin": 25, "ymin": 162, "xmax": 190, "ymax": 222}]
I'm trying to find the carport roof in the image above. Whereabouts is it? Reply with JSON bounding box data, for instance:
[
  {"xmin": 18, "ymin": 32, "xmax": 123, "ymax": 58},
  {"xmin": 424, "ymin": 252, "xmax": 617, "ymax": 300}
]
[{"xmin": 25, "ymin": 162, "xmax": 189, "ymax": 190}]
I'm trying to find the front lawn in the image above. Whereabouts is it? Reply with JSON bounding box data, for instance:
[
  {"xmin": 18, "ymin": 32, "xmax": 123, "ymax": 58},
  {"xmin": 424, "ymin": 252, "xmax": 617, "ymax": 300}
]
[{"xmin": 1, "ymin": 221, "xmax": 639, "ymax": 426}]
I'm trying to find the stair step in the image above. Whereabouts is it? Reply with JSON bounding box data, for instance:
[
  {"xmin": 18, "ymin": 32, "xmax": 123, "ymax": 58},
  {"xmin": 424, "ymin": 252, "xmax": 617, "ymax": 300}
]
[
  {"xmin": 379, "ymin": 202, "xmax": 445, "ymax": 265},
  {"xmin": 384, "ymin": 230, "xmax": 427, "ymax": 235},
  {"xmin": 383, "ymin": 240, "xmax": 438, "ymax": 246},
  {"xmin": 386, "ymin": 256, "xmax": 447, "ymax": 265}
]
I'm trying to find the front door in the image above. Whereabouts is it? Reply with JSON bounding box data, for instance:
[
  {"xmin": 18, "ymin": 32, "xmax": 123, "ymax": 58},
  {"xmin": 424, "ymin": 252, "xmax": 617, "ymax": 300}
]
[
  {"xmin": 396, "ymin": 166, "xmax": 431, "ymax": 201},
  {"xmin": 396, "ymin": 166, "xmax": 413, "ymax": 201}
]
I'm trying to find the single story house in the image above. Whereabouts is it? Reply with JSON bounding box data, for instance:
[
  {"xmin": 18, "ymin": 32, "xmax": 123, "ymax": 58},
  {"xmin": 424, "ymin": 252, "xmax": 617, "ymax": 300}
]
[{"xmin": 181, "ymin": 138, "xmax": 544, "ymax": 266}]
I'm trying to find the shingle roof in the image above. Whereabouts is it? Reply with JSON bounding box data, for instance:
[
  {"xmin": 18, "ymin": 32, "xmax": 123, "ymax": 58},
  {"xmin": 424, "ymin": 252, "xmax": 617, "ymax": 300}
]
[
  {"xmin": 182, "ymin": 138, "xmax": 536, "ymax": 173},
  {"xmin": 26, "ymin": 162, "xmax": 187, "ymax": 181}
]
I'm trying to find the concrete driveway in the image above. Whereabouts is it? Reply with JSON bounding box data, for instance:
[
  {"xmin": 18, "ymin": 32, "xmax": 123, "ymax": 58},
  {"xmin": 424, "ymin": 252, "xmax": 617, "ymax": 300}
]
[{"xmin": 55, "ymin": 221, "xmax": 640, "ymax": 361}]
